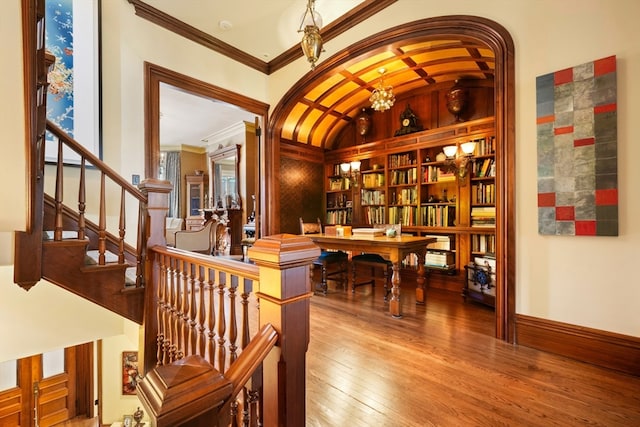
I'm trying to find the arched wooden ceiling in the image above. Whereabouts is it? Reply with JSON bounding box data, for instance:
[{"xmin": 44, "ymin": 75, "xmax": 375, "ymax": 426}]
[{"xmin": 280, "ymin": 37, "xmax": 495, "ymax": 149}]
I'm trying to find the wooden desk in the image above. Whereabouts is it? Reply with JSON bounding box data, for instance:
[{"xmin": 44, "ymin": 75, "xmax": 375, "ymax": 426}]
[{"xmin": 307, "ymin": 234, "xmax": 436, "ymax": 318}]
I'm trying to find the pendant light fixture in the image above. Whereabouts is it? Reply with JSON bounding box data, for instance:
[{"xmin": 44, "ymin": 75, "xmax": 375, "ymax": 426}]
[{"xmin": 298, "ymin": 0, "xmax": 324, "ymax": 70}]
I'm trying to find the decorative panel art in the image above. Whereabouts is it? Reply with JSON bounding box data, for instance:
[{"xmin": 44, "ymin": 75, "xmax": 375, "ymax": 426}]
[{"xmin": 536, "ymin": 55, "xmax": 618, "ymax": 236}]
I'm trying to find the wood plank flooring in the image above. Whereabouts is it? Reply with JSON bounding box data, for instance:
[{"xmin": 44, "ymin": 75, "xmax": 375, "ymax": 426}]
[{"xmin": 306, "ymin": 282, "xmax": 640, "ymax": 426}]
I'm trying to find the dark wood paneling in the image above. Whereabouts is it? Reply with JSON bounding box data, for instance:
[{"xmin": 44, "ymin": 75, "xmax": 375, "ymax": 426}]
[{"xmin": 516, "ymin": 314, "xmax": 640, "ymax": 377}]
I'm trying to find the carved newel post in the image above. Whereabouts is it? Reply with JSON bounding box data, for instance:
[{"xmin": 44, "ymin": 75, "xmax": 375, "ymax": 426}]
[{"xmin": 248, "ymin": 234, "xmax": 321, "ymax": 427}]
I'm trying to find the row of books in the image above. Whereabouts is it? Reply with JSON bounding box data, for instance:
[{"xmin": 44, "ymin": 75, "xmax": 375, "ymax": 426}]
[
  {"xmin": 471, "ymin": 206, "xmax": 496, "ymax": 227},
  {"xmin": 362, "ymin": 206, "xmax": 385, "ymax": 224},
  {"xmin": 361, "ymin": 189, "xmax": 385, "ymax": 205},
  {"xmin": 390, "ymin": 187, "xmax": 418, "ymax": 205},
  {"xmin": 362, "ymin": 172, "xmax": 385, "ymax": 188},
  {"xmin": 421, "ymin": 205, "xmax": 456, "ymax": 227},
  {"xmin": 471, "ymin": 233, "xmax": 496, "ymax": 254},
  {"xmin": 389, "ymin": 168, "xmax": 418, "ymax": 185},
  {"xmin": 472, "ymin": 158, "xmax": 495, "ymax": 178},
  {"xmin": 425, "ymin": 251, "xmax": 455, "ymax": 268},
  {"xmin": 423, "ymin": 165, "xmax": 456, "ymax": 183},
  {"xmin": 471, "ymin": 182, "xmax": 495, "ymax": 204},
  {"xmin": 388, "ymin": 206, "xmax": 417, "ymax": 226},
  {"xmin": 388, "ymin": 152, "xmax": 417, "ymax": 168},
  {"xmin": 326, "ymin": 208, "xmax": 352, "ymax": 225},
  {"xmin": 471, "ymin": 136, "xmax": 496, "ymax": 156}
]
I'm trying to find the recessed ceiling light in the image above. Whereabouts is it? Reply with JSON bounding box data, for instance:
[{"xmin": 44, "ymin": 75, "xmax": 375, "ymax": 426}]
[{"xmin": 218, "ymin": 20, "xmax": 232, "ymax": 31}]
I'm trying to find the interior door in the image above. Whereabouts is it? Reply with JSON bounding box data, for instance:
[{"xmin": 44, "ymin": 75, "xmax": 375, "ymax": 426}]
[{"xmin": 0, "ymin": 343, "xmax": 91, "ymax": 427}]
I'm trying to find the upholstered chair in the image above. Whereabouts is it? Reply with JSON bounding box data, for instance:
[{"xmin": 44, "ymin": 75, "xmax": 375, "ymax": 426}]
[
  {"xmin": 299, "ymin": 218, "xmax": 349, "ymax": 295},
  {"xmin": 174, "ymin": 220, "xmax": 217, "ymax": 255}
]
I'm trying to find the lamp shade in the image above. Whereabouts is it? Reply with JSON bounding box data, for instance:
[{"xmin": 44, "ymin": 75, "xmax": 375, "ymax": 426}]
[
  {"xmin": 350, "ymin": 160, "xmax": 361, "ymax": 171},
  {"xmin": 340, "ymin": 163, "xmax": 351, "ymax": 173},
  {"xmin": 461, "ymin": 141, "xmax": 477, "ymax": 155},
  {"xmin": 443, "ymin": 145, "xmax": 458, "ymax": 158}
]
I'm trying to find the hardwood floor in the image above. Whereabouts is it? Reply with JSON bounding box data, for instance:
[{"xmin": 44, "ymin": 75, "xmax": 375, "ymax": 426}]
[{"xmin": 306, "ymin": 281, "xmax": 640, "ymax": 426}]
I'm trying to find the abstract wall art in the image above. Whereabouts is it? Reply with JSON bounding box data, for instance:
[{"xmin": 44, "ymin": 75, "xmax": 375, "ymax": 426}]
[{"xmin": 536, "ymin": 55, "xmax": 618, "ymax": 236}]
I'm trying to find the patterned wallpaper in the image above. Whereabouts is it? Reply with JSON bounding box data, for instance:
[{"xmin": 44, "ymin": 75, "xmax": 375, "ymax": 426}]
[{"xmin": 279, "ymin": 157, "xmax": 324, "ymax": 234}]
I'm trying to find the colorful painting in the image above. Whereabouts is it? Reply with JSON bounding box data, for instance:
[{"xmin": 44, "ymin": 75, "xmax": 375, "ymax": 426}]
[
  {"xmin": 45, "ymin": 0, "xmax": 101, "ymax": 163},
  {"xmin": 122, "ymin": 351, "xmax": 139, "ymax": 395},
  {"xmin": 536, "ymin": 55, "xmax": 618, "ymax": 236}
]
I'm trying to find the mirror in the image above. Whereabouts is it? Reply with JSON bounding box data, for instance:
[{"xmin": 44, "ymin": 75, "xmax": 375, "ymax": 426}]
[{"xmin": 210, "ymin": 144, "xmax": 240, "ymax": 209}]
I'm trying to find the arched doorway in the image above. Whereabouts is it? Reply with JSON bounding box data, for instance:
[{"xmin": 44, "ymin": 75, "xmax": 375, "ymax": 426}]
[{"xmin": 267, "ymin": 16, "xmax": 515, "ymax": 341}]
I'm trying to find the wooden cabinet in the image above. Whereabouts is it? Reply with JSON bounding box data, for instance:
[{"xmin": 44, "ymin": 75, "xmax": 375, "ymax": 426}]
[
  {"xmin": 186, "ymin": 174, "xmax": 207, "ymax": 230},
  {"xmin": 323, "ymin": 117, "xmax": 496, "ymax": 288}
]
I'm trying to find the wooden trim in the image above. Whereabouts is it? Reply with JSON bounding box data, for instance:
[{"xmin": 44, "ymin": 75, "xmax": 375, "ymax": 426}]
[
  {"xmin": 280, "ymin": 140, "xmax": 325, "ymax": 163},
  {"xmin": 516, "ymin": 314, "xmax": 640, "ymax": 377},
  {"xmin": 143, "ymin": 62, "xmax": 269, "ymax": 178},
  {"xmin": 127, "ymin": 0, "xmax": 396, "ymax": 75}
]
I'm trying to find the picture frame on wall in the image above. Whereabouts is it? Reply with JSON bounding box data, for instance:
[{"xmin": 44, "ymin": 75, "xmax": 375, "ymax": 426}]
[
  {"xmin": 121, "ymin": 351, "xmax": 139, "ymax": 395},
  {"xmin": 44, "ymin": 0, "xmax": 102, "ymax": 164}
]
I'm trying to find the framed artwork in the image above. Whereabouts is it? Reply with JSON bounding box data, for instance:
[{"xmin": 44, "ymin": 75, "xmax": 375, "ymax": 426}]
[
  {"xmin": 45, "ymin": 0, "xmax": 102, "ymax": 164},
  {"xmin": 122, "ymin": 351, "xmax": 139, "ymax": 395},
  {"xmin": 536, "ymin": 55, "xmax": 618, "ymax": 236}
]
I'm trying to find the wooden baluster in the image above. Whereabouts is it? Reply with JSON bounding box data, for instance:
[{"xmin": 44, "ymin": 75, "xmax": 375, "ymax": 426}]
[
  {"xmin": 240, "ymin": 278, "xmax": 252, "ymax": 426},
  {"xmin": 156, "ymin": 253, "xmax": 166, "ymax": 366},
  {"xmin": 196, "ymin": 265, "xmax": 206, "ymax": 357},
  {"xmin": 168, "ymin": 258, "xmax": 178, "ymax": 363},
  {"xmin": 163, "ymin": 257, "xmax": 176, "ymax": 365},
  {"xmin": 228, "ymin": 278, "xmax": 238, "ymax": 365},
  {"xmin": 118, "ymin": 188, "xmax": 125, "ymax": 263},
  {"xmin": 174, "ymin": 260, "xmax": 184, "ymax": 360},
  {"xmin": 98, "ymin": 172, "xmax": 106, "ymax": 265},
  {"xmin": 77, "ymin": 158, "xmax": 86, "ymax": 240},
  {"xmin": 135, "ymin": 205, "xmax": 146, "ymax": 287},
  {"xmin": 189, "ymin": 263, "xmax": 198, "ymax": 356},
  {"xmin": 217, "ymin": 274, "xmax": 227, "ymax": 373},
  {"xmin": 207, "ymin": 268, "xmax": 217, "ymax": 365},
  {"xmin": 54, "ymin": 139, "xmax": 63, "ymax": 241},
  {"xmin": 180, "ymin": 261, "xmax": 190, "ymax": 358}
]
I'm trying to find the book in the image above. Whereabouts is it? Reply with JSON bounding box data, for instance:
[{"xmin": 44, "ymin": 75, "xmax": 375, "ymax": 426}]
[{"xmin": 352, "ymin": 228, "xmax": 385, "ymax": 236}]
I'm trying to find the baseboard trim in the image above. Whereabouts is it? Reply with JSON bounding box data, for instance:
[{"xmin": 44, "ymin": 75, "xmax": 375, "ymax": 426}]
[{"xmin": 516, "ymin": 314, "xmax": 640, "ymax": 377}]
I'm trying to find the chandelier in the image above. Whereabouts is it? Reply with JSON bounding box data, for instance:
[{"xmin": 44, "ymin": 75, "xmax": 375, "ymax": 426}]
[
  {"xmin": 298, "ymin": 0, "xmax": 324, "ymax": 70},
  {"xmin": 369, "ymin": 68, "xmax": 396, "ymax": 112}
]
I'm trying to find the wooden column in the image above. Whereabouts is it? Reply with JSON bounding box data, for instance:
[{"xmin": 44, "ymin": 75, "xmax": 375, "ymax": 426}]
[{"xmin": 248, "ymin": 234, "xmax": 320, "ymax": 427}]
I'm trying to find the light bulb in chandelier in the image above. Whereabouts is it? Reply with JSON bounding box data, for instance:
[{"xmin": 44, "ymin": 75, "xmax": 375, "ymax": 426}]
[{"xmin": 369, "ymin": 67, "xmax": 395, "ymax": 112}]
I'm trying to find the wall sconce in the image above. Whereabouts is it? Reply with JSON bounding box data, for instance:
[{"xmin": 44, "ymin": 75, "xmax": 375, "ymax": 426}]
[
  {"xmin": 442, "ymin": 141, "xmax": 476, "ymax": 180},
  {"xmin": 340, "ymin": 160, "xmax": 361, "ymax": 187},
  {"xmin": 298, "ymin": 0, "xmax": 324, "ymax": 70}
]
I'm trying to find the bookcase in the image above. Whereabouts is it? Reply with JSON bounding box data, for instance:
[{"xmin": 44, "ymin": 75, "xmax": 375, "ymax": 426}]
[
  {"xmin": 323, "ymin": 117, "xmax": 496, "ymax": 288},
  {"xmin": 325, "ymin": 165, "xmax": 353, "ymax": 225}
]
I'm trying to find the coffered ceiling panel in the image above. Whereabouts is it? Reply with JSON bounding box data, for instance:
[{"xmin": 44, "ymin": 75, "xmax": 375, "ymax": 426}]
[{"xmin": 280, "ymin": 38, "xmax": 495, "ymax": 149}]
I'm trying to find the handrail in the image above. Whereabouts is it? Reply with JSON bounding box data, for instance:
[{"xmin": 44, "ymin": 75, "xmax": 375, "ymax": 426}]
[{"xmin": 45, "ymin": 119, "xmax": 146, "ymax": 202}]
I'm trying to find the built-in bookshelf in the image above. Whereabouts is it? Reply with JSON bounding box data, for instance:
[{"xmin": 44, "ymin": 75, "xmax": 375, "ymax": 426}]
[{"xmin": 323, "ymin": 117, "xmax": 497, "ymax": 283}]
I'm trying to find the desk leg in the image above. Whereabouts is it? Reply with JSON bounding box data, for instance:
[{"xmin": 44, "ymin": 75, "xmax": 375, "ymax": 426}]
[
  {"xmin": 414, "ymin": 250, "xmax": 427, "ymax": 304},
  {"xmin": 389, "ymin": 262, "xmax": 402, "ymax": 318}
]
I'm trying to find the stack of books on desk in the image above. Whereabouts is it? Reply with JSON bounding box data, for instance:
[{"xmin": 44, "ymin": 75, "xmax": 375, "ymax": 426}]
[{"xmin": 352, "ymin": 228, "xmax": 385, "ymax": 236}]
